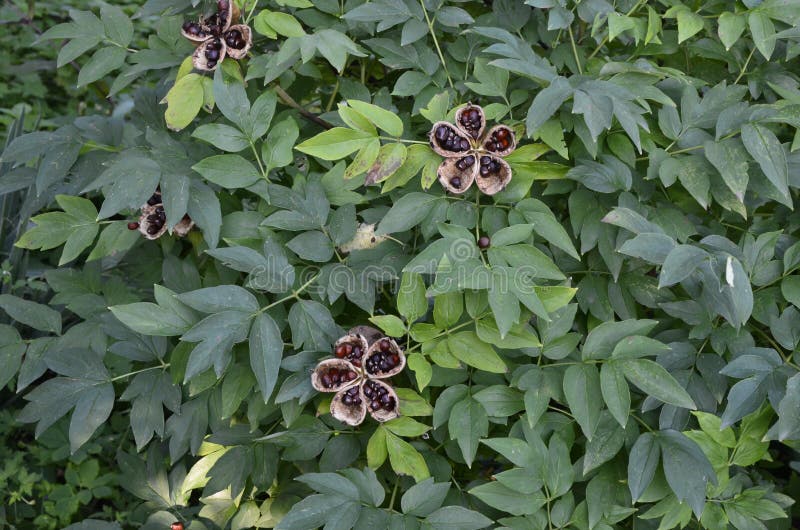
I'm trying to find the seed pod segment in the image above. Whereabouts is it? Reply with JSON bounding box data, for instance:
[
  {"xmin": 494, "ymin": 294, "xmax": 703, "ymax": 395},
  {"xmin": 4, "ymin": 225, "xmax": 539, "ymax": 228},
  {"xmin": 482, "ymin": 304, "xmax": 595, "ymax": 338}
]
[
  {"xmin": 330, "ymin": 384, "xmax": 368, "ymax": 426},
  {"xmin": 475, "ymin": 155, "xmax": 513, "ymax": 196},
  {"xmin": 429, "ymin": 122, "xmax": 473, "ymax": 158},
  {"xmin": 364, "ymin": 337, "xmax": 406, "ymax": 379},
  {"xmin": 138, "ymin": 204, "xmax": 168, "ymax": 240},
  {"xmin": 455, "ymin": 104, "xmax": 486, "ymax": 140},
  {"xmin": 311, "ymin": 359, "xmax": 361, "ymax": 393},
  {"xmin": 347, "ymin": 325, "xmax": 384, "ymax": 347},
  {"xmin": 362, "ymin": 379, "xmax": 399, "ymax": 422},
  {"xmin": 192, "ymin": 37, "xmax": 227, "ymax": 72},
  {"xmin": 481, "ymin": 125, "xmax": 517, "ymax": 158},
  {"xmin": 333, "ymin": 332, "xmax": 370, "ymax": 368},
  {"xmin": 437, "ymin": 154, "xmax": 478, "ymax": 195},
  {"xmin": 223, "ymin": 25, "xmax": 252, "ymax": 60}
]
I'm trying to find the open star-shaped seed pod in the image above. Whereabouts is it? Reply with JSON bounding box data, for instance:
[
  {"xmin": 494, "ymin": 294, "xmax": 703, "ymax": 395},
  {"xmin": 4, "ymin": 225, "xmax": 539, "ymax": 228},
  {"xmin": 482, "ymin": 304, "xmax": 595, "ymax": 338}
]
[
  {"xmin": 134, "ymin": 190, "xmax": 195, "ymax": 240},
  {"xmin": 311, "ymin": 327, "xmax": 405, "ymax": 426},
  {"xmin": 181, "ymin": 0, "xmax": 252, "ymax": 72},
  {"xmin": 429, "ymin": 103, "xmax": 517, "ymax": 195}
]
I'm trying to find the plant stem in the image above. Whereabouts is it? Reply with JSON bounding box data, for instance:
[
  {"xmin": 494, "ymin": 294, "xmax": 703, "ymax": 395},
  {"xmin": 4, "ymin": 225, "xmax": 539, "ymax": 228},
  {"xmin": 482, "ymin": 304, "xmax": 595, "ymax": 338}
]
[
  {"xmin": 258, "ymin": 274, "xmax": 320, "ymax": 313},
  {"xmin": 273, "ymin": 84, "xmax": 334, "ymax": 130},
  {"xmin": 568, "ymin": 25, "xmax": 583, "ymax": 75},
  {"xmin": 734, "ymin": 47, "xmax": 756, "ymax": 84},
  {"xmin": 110, "ymin": 364, "xmax": 170, "ymax": 383},
  {"xmin": 420, "ymin": 0, "xmax": 454, "ymax": 90}
]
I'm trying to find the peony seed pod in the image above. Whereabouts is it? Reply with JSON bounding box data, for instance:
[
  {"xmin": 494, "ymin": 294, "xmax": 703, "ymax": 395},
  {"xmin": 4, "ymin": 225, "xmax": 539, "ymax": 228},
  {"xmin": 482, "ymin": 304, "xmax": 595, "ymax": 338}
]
[
  {"xmin": 481, "ymin": 125, "xmax": 517, "ymax": 158},
  {"xmin": 192, "ymin": 37, "xmax": 227, "ymax": 72},
  {"xmin": 173, "ymin": 214, "xmax": 195, "ymax": 237},
  {"xmin": 223, "ymin": 25, "xmax": 252, "ymax": 60},
  {"xmin": 455, "ymin": 103, "xmax": 486, "ymax": 140},
  {"xmin": 338, "ymin": 223, "xmax": 388, "ymax": 253},
  {"xmin": 437, "ymin": 154, "xmax": 478, "ymax": 195},
  {"xmin": 362, "ymin": 379, "xmax": 400, "ymax": 422},
  {"xmin": 333, "ymin": 332, "xmax": 370, "ymax": 368},
  {"xmin": 138, "ymin": 203, "xmax": 168, "ymax": 240},
  {"xmin": 330, "ymin": 384, "xmax": 368, "ymax": 426},
  {"xmin": 363, "ymin": 337, "xmax": 406, "ymax": 379},
  {"xmin": 475, "ymin": 155, "xmax": 513, "ymax": 196},
  {"xmin": 429, "ymin": 121, "xmax": 473, "ymax": 158},
  {"xmin": 311, "ymin": 359, "xmax": 361, "ymax": 393}
]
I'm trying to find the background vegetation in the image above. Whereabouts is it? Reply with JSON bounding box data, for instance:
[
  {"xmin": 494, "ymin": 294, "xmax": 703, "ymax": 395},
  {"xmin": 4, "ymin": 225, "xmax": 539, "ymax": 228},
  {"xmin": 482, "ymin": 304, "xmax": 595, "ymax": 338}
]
[{"xmin": 1, "ymin": 0, "xmax": 800, "ymax": 528}]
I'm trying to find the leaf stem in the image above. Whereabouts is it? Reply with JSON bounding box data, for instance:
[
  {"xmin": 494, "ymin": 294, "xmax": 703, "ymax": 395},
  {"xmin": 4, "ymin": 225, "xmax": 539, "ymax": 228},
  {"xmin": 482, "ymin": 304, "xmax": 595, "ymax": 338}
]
[
  {"xmin": 420, "ymin": 0, "xmax": 454, "ymax": 90},
  {"xmin": 734, "ymin": 47, "xmax": 756, "ymax": 85},
  {"xmin": 273, "ymin": 84, "xmax": 334, "ymax": 130},
  {"xmin": 258, "ymin": 273, "xmax": 320, "ymax": 313},
  {"xmin": 568, "ymin": 25, "xmax": 583, "ymax": 75},
  {"xmin": 388, "ymin": 476, "xmax": 400, "ymax": 511},
  {"xmin": 110, "ymin": 363, "xmax": 170, "ymax": 383}
]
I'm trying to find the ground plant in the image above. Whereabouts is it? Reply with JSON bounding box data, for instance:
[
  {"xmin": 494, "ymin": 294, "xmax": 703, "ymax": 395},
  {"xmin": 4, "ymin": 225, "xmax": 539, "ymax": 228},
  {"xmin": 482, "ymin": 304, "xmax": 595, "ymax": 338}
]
[{"xmin": 1, "ymin": 0, "xmax": 800, "ymax": 528}]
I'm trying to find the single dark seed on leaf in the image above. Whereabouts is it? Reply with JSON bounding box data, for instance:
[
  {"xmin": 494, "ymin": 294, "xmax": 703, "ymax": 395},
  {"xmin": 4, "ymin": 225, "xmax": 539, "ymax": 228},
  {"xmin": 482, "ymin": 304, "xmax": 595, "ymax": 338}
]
[
  {"xmin": 478, "ymin": 236, "xmax": 491, "ymax": 249},
  {"xmin": 171, "ymin": 523, "xmax": 184, "ymax": 530},
  {"xmin": 127, "ymin": 222, "xmax": 139, "ymax": 230}
]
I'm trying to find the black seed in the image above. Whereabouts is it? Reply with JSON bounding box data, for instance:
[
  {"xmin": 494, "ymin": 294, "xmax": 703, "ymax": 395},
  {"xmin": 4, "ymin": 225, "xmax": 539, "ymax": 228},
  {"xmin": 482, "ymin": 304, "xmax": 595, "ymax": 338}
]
[
  {"xmin": 436, "ymin": 126, "xmax": 448, "ymax": 141},
  {"xmin": 459, "ymin": 139, "xmax": 469, "ymax": 151},
  {"xmin": 464, "ymin": 155, "xmax": 475, "ymax": 166},
  {"xmin": 450, "ymin": 176, "xmax": 462, "ymax": 188},
  {"xmin": 480, "ymin": 156, "xmax": 491, "ymax": 165},
  {"xmin": 480, "ymin": 166, "xmax": 490, "ymax": 177}
]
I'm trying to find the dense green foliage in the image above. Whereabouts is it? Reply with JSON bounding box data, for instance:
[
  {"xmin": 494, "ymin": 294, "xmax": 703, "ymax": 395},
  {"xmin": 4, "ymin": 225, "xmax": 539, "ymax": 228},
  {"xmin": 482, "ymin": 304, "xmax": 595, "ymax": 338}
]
[{"xmin": 2, "ymin": 0, "xmax": 800, "ymax": 528}]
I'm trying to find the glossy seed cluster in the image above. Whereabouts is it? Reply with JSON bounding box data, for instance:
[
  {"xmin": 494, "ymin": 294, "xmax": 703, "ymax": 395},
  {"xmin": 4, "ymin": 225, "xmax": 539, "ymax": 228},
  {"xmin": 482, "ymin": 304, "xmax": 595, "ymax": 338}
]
[
  {"xmin": 487, "ymin": 128, "xmax": 512, "ymax": 152},
  {"xmin": 334, "ymin": 340, "xmax": 365, "ymax": 367},
  {"xmin": 225, "ymin": 29, "xmax": 246, "ymax": 50},
  {"xmin": 319, "ymin": 366, "xmax": 358, "ymax": 389},
  {"xmin": 459, "ymin": 107, "xmax": 483, "ymax": 138},
  {"xmin": 479, "ymin": 155, "xmax": 502, "ymax": 177},
  {"xmin": 204, "ymin": 38, "xmax": 223, "ymax": 69},
  {"xmin": 364, "ymin": 380, "xmax": 396, "ymax": 412},
  {"xmin": 310, "ymin": 327, "xmax": 405, "ymax": 426},
  {"xmin": 132, "ymin": 189, "xmax": 194, "ymax": 240},
  {"xmin": 434, "ymin": 125, "xmax": 470, "ymax": 152},
  {"xmin": 365, "ymin": 338, "xmax": 402, "ymax": 376}
]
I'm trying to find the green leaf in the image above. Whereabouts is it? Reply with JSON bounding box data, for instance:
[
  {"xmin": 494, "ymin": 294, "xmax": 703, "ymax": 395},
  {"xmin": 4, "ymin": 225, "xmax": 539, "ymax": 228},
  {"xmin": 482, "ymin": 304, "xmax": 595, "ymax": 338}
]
[
  {"xmin": 261, "ymin": 11, "xmax": 306, "ymax": 37},
  {"xmin": 369, "ymin": 315, "xmax": 406, "ymax": 337},
  {"xmin": 376, "ymin": 193, "xmax": 441, "ymax": 235},
  {"xmin": 347, "ymin": 100, "xmax": 404, "ymax": 137},
  {"xmin": 425, "ymin": 506, "xmax": 492, "ymax": 530},
  {"xmin": 367, "ymin": 427, "xmax": 388, "ymax": 468},
  {"xmin": 287, "ymin": 231, "xmax": 334, "ymax": 262},
  {"xmin": 384, "ymin": 416, "xmax": 431, "ymax": 437},
  {"xmin": 263, "ymin": 116, "xmax": 299, "ymax": 172},
  {"xmin": 658, "ymin": 429, "xmax": 717, "ymax": 517},
  {"xmin": 600, "ymin": 362, "xmax": 630, "ymax": 427},
  {"xmin": 469, "ymin": 481, "xmax": 545, "ymax": 515},
  {"xmin": 718, "ymin": 12, "xmax": 746, "ymax": 50},
  {"xmin": 164, "ymin": 74, "xmax": 205, "ymax": 131},
  {"xmin": 385, "ymin": 430, "xmax": 430, "ymax": 482},
  {"xmin": 295, "ymin": 127, "xmax": 376, "ymax": 160},
  {"xmin": 748, "ymin": 12, "xmax": 776, "ymax": 60},
  {"xmin": 741, "ymin": 123, "xmax": 789, "ymax": 201},
  {"xmin": 192, "ymin": 124, "xmax": 250, "ymax": 152},
  {"xmin": 366, "ymin": 142, "xmax": 407, "ymax": 184},
  {"xmin": 77, "ymin": 46, "xmax": 126, "ymax": 87},
  {"xmin": 0, "ymin": 295, "xmax": 62, "ymax": 335},
  {"xmin": 628, "ymin": 432, "xmax": 659, "ymax": 501},
  {"xmin": 622, "ymin": 359, "xmax": 697, "ymax": 409},
  {"xmin": 192, "ymin": 154, "xmax": 261, "ymax": 188},
  {"xmin": 448, "ymin": 396, "xmax": 488, "ymax": 467},
  {"xmin": 110, "ymin": 302, "xmax": 193, "ymax": 336},
  {"xmin": 249, "ymin": 313, "xmax": 283, "ymax": 403},
  {"xmin": 401, "ymin": 478, "xmax": 450, "ymax": 517},
  {"xmin": 704, "ymin": 138, "xmax": 749, "ymax": 202},
  {"xmin": 397, "ymin": 272, "xmax": 428, "ymax": 322},
  {"xmin": 582, "ymin": 318, "xmax": 658, "ymax": 360},
  {"xmin": 563, "ymin": 364, "xmax": 603, "ymax": 440},
  {"xmin": 676, "ymin": 9, "xmax": 704, "ymax": 43},
  {"xmin": 781, "ymin": 276, "xmax": 800, "ymax": 307},
  {"xmin": 447, "ymin": 332, "xmax": 507, "ymax": 373}
]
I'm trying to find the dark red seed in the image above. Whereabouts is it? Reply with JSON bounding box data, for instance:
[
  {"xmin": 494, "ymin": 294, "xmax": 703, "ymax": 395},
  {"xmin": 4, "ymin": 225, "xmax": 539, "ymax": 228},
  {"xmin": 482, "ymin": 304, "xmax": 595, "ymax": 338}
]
[
  {"xmin": 171, "ymin": 523, "xmax": 184, "ymax": 530},
  {"xmin": 478, "ymin": 236, "xmax": 491, "ymax": 249},
  {"xmin": 495, "ymin": 128, "xmax": 508, "ymax": 140},
  {"xmin": 127, "ymin": 222, "xmax": 139, "ymax": 230},
  {"xmin": 347, "ymin": 370, "xmax": 357, "ymax": 380},
  {"xmin": 321, "ymin": 374, "xmax": 332, "ymax": 387}
]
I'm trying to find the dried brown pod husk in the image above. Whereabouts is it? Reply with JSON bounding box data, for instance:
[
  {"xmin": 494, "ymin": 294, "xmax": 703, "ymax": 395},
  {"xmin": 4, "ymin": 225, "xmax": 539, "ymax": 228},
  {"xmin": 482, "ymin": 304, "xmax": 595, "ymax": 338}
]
[
  {"xmin": 311, "ymin": 359, "xmax": 361, "ymax": 393},
  {"xmin": 455, "ymin": 104, "xmax": 486, "ymax": 140},
  {"xmin": 138, "ymin": 204, "xmax": 168, "ymax": 240},
  {"xmin": 475, "ymin": 155, "xmax": 513, "ymax": 196},
  {"xmin": 429, "ymin": 121, "xmax": 473, "ymax": 158},
  {"xmin": 223, "ymin": 25, "xmax": 252, "ymax": 60},
  {"xmin": 363, "ymin": 379, "xmax": 400, "ymax": 422},
  {"xmin": 192, "ymin": 37, "xmax": 227, "ymax": 72},
  {"xmin": 481, "ymin": 125, "xmax": 517, "ymax": 158},
  {"xmin": 333, "ymin": 332, "xmax": 370, "ymax": 368},
  {"xmin": 181, "ymin": 20, "xmax": 213, "ymax": 43},
  {"xmin": 437, "ymin": 155, "xmax": 478, "ymax": 195},
  {"xmin": 330, "ymin": 385, "xmax": 368, "ymax": 426},
  {"xmin": 347, "ymin": 325, "xmax": 384, "ymax": 347},
  {"xmin": 173, "ymin": 214, "xmax": 195, "ymax": 237},
  {"xmin": 363, "ymin": 337, "xmax": 406, "ymax": 379}
]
